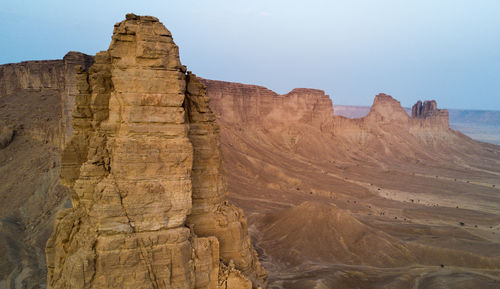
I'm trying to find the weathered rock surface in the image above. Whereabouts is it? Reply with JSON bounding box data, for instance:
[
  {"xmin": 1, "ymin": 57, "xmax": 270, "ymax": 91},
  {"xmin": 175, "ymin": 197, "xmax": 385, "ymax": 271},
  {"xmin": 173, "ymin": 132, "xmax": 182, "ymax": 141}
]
[
  {"xmin": 204, "ymin": 81, "xmax": 458, "ymax": 164},
  {"xmin": 185, "ymin": 76, "xmax": 267, "ymax": 286},
  {"xmin": 201, "ymin": 80, "xmax": 500, "ymax": 288},
  {"xmin": 46, "ymin": 14, "xmax": 265, "ymax": 289},
  {"xmin": 0, "ymin": 52, "xmax": 92, "ymax": 289},
  {"xmin": 365, "ymin": 93, "xmax": 410, "ymax": 125},
  {"xmin": 412, "ymin": 100, "xmax": 437, "ymax": 118},
  {"xmin": 202, "ymin": 80, "xmax": 333, "ymax": 128},
  {"xmin": 411, "ymin": 100, "xmax": 449, "ymax": 129},
  {"xmin": 0, "ymin": 124, "xmax": 15, "ymax": 149},
  {"xmin": 0, "ymin": 52, "xmax": 93, "ymax": 148}
]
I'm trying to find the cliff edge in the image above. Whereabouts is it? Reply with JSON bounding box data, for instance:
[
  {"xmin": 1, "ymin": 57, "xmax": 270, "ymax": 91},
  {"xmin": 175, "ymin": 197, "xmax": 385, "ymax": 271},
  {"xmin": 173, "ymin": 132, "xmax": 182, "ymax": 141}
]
[{"xmin": 46, "ymin": 14, "xmax": 266, "ymax": 289}]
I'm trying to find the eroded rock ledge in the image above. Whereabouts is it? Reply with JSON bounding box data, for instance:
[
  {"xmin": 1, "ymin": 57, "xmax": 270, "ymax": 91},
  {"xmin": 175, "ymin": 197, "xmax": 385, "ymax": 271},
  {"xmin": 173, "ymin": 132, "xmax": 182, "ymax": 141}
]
[
  {"xmin": 411, "ymin": 99, "xmax": 449, "ymax": 129},
  {"xmin": 46, "ymin": 14, "xmax": 266, "ymax": 289}
]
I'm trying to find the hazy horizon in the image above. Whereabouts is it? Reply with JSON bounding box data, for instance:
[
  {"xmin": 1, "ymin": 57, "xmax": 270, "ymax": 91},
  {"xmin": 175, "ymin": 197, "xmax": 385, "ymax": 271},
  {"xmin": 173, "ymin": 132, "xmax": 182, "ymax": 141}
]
[{"xmin": 1, "ymin": 0, "xmax": 499, "ymax": 110}]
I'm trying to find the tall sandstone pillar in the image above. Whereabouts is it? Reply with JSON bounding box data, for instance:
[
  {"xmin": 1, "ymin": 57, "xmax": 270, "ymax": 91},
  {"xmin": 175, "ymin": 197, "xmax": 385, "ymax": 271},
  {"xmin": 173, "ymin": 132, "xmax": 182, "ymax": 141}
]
[{"xmin": 46, "ymin": 14, "xmax": 266, "ymax": 289}]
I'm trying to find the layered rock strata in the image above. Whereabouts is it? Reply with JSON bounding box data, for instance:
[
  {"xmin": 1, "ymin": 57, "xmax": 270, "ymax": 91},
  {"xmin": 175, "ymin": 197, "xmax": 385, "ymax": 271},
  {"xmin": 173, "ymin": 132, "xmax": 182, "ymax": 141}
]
[
  {"xmin": 204, "ymin": 79, "xmax": 451, "ymax": 134},
  {"xmin": 411, "ymin": 100, "xmax": 449, "ymax": 129},
  {"xmin": 0, "ymin": 52, "xmax": 93, "ymax": 147},
  {"xmin": 203, "ymin": 81, "xmax": 454, "ymax": 158},
  {"xmin": 46, "ymin": 14, "xmax": 265, "ymax": 289},
  {"xmin": 202, "ymin": 80, "xmax": 333, "ymax": 128},
  {"xmin": 186, "ymin": 76, "xmax": 267, "ymax": 285},
  {"xmin": 365, "ymin": 93, "xmax": 411, "ymax": 125},
  {"xmin": 0, "ymin": 52, "xmax": 92, "ymax": 288}
]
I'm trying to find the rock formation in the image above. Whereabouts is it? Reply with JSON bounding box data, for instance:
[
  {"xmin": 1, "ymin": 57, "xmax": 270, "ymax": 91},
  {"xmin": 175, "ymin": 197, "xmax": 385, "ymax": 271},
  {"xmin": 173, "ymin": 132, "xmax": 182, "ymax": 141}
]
[
  {"xmin": 46, "ymin": 14, "xmax": 265, "ymax": 289},
  {"xmin": 202, "ymin": 80, "xmax": 333, "ymax": 128},
  {"xmin": 411, "ymin": 100, "xmax": 449, "ymax": 129},
  {"xmin": 0, "ymin": 52, "xmax": 92, "ymax": 289},
  {"xmin": 199, "ymin": 79, "xmax": 500, "ymax": 288},
  {"xmin": 0, "ymin": 13, "xmax": 476, "ymax": 289},
  {"xmin": 365, "ymin": 93, "xmax": 410, "ymax": 125},
  {"xmin": 0, "ymin": 123, "xmax": 15, "ymax": 149},
  {"xmin": 412, "ymin": 100, "xmax": 437, "ymax": 118},
  {"xmin": 0, "ymin": 52, "xmax": 93, "ymax": 148},
  {"xmin": 203, "ymin": 80, "xmax": 458, "ymax": 163}
]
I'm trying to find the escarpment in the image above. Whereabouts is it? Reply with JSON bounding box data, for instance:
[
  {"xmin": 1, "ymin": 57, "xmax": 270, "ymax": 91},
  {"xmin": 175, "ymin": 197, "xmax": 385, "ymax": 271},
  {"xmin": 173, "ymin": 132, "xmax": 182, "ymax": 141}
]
[
  {"xmin": 203, "ymin": 80, "xmax": 451, "ymax": 135},
  {"xmin": 202, "ymin": 79, "xmax": 333, "ymax": 127},
  {"xmin": 0, "ymin": 52, "xmax": 93, "ymax": 148},
  {"xmin": 0, "ymin": 52, "xmax": 93, "ymax": 288},
  {"xmin": 46, "ymin": 14, "xmax": 266, "ymax": 289},
  {"xmin": 411, "ymin": 100, "xmax": 450, "ymax": 129},
  {"xmin": 204, "ymin": 81, "xmax": 470, "ymax": 164}
]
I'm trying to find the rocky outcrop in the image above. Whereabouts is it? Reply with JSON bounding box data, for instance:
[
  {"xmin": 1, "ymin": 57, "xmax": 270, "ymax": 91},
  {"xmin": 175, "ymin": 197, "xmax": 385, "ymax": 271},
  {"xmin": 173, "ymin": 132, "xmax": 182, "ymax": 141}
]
[
  {"xmin": 412, "ymin": 100, "xmax": 437, "ymax": 118},
  {"xmin": 202, "ymin": 80, "xmax": 333, "ymax": 128},
  {"xmin": 203, "ymin": 80, "xmax": 452, "ymax": 136},
  {"xmin": 46, "ymin": 14, "xmax": 265, "ymax": 289},
  {"xmin": 203, "ymin": 81, "xmax": 455, "ymax": 160},
  {"xmin": 0, "ymin": 52, "xmax": 93, "ymax": 289},
  {"xmin": 185, "ymin": 76, "xmax": 267, "ymax": 286},
  {"xmin": 365, "ymin": 93, "xmax": 410, "ymax": 125},
  {"xmin": 0, "ymin": 52, "xmax": 93, "ymax": 148},
  {"xmin": 0, "ymin": 60, "xmax": 64, "ymax": 96},
  {"xmin": 411, "ymin": 100, "xmax": 449, "ymax": 129},
  {"xmin": 61, "ymin": 52, "xmax": 95, "ymax": 146}
]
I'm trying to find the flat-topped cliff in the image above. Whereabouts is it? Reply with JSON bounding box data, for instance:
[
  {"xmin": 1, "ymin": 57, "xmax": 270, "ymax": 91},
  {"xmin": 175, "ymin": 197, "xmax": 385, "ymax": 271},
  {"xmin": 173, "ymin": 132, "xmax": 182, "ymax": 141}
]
[
  {"xmin": 204, "ymin": 79, "xmax": 453, "ymax": 143},
  {"xmin": 202, "ymin": 79, "xmax": 333, "ymax": 127},
  {"xmin": 411, "ymin": 99, "xmax": 450, "ymax": 129},
  {"xmin": 201, "ymin": 79, "xmax": 500, "ymax": 288},
  {"xmin": 0, "ymin": 52, "xmax": 93, "ymax": 148},
  {"xmin": 203, "ymin": 80, "xmax": 486, "ymax": 168},
  {"xmin": 0, "ymin": 52, "xmax": 93, "ymax": 289},
  {"xmin": 364, "ymin": 93, "xmax": 411, "ymax": 125}
]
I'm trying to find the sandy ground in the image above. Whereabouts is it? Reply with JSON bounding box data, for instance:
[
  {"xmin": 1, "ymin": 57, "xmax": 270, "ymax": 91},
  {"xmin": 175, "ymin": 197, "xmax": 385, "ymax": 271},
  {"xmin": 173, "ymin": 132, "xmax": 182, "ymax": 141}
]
[{"xmin": 218, "ymin": 123, "xmax": 500, "ymax": 289}]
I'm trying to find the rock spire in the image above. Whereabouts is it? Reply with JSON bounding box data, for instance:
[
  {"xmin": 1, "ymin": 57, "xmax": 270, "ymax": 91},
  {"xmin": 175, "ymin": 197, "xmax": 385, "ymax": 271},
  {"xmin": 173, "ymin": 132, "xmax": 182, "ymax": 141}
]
[
  {"xmin": 46, "ymin": 14, "xmax": 266, "ymax": 289},
  {"xmin": 412, "ymin": 100, "xmax": 438, "ymax": 118}
]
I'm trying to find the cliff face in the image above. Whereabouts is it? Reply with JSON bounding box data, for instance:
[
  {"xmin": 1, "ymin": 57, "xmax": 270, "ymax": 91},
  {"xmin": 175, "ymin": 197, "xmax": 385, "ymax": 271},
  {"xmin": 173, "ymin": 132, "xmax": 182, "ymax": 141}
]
[
  {"xmin": 202, "ymin": 80, "xmax": 333, "ymax": 128},
  {"xmin": 0, "ymin": 60, "xmax": 64, "ymax": 96},
  {"xmin": 0, "ymin": 52, "xmax": 92, "ymax": 289},
  {"xmin": 1, "ymin": 25, "xmax": 497, "ymax": 289},
  {"xmin": 203, "ymin": 80, "xmax": 451, "ymax": 138},
  {"xmin": 365, "ymin": 93, "xmax": 410, "ymax": 125},
  {"xmin": 204, "ymin": 81, "xmax": 460, "ymax": 164},
  {"xmin": 200, "ymin": 80, "xmax": 500, "ymax": 288},
  {"xmin": 0, "ymin": 52, "xmax": 93, "ymax": 147},
  {"xmin": 332, "ymin": 94, "xmax": 451, "ymax": 138},
  {"xmin": 46, "ymin": 14, "xmax": 265, "ymax": 289},
  {"xmin": 411, "ymin": 100, "xmax": 449, "ymax": 129}
]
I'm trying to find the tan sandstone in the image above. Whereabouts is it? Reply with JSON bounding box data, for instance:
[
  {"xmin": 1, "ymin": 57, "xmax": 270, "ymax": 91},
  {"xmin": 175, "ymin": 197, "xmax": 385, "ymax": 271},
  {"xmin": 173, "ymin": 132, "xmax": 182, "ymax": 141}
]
[{"xmin": 46, "ymin": 14, "xmax": 266, "ymax": 289}]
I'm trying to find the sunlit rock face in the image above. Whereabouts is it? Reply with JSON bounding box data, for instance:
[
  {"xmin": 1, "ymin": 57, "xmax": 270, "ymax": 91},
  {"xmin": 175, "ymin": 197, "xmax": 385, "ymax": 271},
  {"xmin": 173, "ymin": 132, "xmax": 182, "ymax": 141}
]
[
  {"xmin": 46, "ymin": 14, "xmax": 266, "ymax": 289},
  {"xmin": 202, "ymin": 80, "xmax": 333, "ymax": 128}
]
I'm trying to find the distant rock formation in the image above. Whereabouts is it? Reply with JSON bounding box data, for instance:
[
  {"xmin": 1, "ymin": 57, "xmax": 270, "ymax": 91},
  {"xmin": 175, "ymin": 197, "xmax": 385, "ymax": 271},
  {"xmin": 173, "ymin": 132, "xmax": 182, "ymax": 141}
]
[
  {"xmin": 46, "ymin": 14, "xmax": 265, "ymax": 289},
  {"xmin": 365, "ymin": 93, "xmax": 410, "ymax": 124},
  {"xmin": 412, "ymin": 100, "xmax": 437, "ymax": 118},
  {"xmin": 0, "ymin": 52, "xmax": 92, "ymax": 289},
  {"xmin": 0, "ymin": 17, "xmax": 458, "ymax": 289},
  {"xmin": 202, "ymin": 80, "xmax": 333, "ymax": 128},
  {"xmin": 411, "ymin": 100, "xmax": 449, "ymax": 129},
  {"xmin": 0, "ymin": 52, "xmax": 93, "ymax": 147},
  {"xmin": 204, "ymin": 80, "xmax": 451, "ymax": 135},
  {"xmin": 204, "ymin": 81, "xmax": 456, "ymax": 162}
]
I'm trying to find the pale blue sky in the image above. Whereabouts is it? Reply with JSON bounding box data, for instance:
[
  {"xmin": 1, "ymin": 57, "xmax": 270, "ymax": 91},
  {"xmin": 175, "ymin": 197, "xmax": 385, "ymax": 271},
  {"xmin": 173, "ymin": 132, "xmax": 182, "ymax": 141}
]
[{"xmin": 1, "ymin": 0, "xmax": 499, "ymax": 110}]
